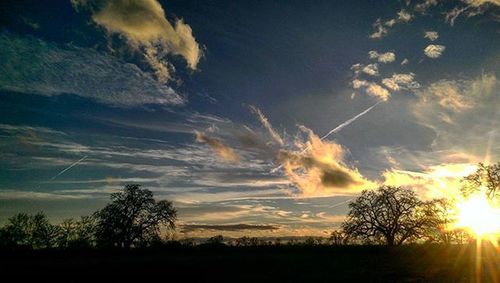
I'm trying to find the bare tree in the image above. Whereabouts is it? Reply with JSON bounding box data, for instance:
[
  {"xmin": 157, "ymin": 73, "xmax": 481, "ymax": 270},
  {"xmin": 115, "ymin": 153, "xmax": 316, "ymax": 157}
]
[
  {"xmin": 342, "ymin": 186, "xmax": 433, "ymax": 246},
  {"xmin": 95, "ymin": 184, "xmax": 177, "ymax": 248},
  {"xmin": 462, "ymin": 162, "xmax": 500, "ymax": 199}
]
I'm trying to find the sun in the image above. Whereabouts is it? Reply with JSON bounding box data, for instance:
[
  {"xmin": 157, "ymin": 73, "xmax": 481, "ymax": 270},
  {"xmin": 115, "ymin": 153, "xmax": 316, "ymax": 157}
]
[{"xmin": 455, "ymin": 194, "xmax": 500, "ymax": 237}]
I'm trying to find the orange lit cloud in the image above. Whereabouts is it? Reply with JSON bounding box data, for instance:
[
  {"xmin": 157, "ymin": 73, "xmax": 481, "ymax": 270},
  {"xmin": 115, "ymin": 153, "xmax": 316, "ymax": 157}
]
[
  {"xmin": 72, "ymin": 0, "xmax": 201, "ymax": 82},
  {"xmin": 278, "ymin": 126, "xmax": 376, "ymax": 197},
  {"xmin": 195, "ymin": 131, "xmax": 240, "ymax": 163},
  {"xmin": 383, "ymin": 163, "xmax": 477, "ymax": 200}
]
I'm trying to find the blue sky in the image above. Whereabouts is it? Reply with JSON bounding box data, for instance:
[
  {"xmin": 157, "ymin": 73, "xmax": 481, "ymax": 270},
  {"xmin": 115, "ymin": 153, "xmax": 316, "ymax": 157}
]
[{"xmin": 0, "ymin": 0, "xmax": 499, "ymax": 237}]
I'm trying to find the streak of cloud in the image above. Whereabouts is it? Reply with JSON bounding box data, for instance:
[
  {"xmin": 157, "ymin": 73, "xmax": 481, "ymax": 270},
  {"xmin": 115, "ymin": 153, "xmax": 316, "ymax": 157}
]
[
  {"xmin": 181, "ymin": 223, "xmax": 280, "ymax": 233},
  {"xmin": 320, "ymin": 102, "xmax": 381, "ymax": 141},
  {"xmin": 249, "ymin": 105, "xmax": 285, "ymax": 146},
  {"xmin": 445, "ymin": 0, "xmax": 500, "ymax": 25},
  {"xmin": 49, "ymin": 155, "xmax": 88, "ymax": 181},
  {"xmin": 195, "ymin": 131, "xmax": 240, "ymax": 163}
]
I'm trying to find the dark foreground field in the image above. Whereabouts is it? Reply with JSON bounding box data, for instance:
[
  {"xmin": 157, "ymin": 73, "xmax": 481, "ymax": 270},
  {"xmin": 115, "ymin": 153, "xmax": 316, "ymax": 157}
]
[{"xmin": 1, "ymin": 244, "xmax": 499, "ymax": 282}]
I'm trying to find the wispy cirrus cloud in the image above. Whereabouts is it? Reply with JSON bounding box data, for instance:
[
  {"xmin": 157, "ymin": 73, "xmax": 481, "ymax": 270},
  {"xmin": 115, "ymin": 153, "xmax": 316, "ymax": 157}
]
[
  {"xmin": 249, "ymin": 105, "xmax": 285, "ymax": 146},
  {"xmin": 412, "ymin": 73, "xmax": 499, "ymax": 161},
  {"xmin": 180, "ymin": 223, "xmax": 280, "ymax": 233},
  {"xmin": 445, "ymin": 0, "xmax": 500, "ymax": 25},
  {"xmin": 195, "ymin": 130, "xmax": 241, "ymax": 163},
  {"xmin": 0, "ymin": 32, "xmax": 183, "ymax": 106}
]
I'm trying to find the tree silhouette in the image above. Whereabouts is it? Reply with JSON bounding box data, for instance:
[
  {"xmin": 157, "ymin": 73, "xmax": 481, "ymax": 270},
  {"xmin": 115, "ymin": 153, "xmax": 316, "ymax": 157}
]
[
  {"xmin": 206, "ymin": 235, "xmax": 225, "ymax": 245},
  {"xmin": 423, "ymin": 199, "xmax": 456, "ymax": 244},
  {"xmin": 462, "ymin": 162, "xmax": 500, "ymax": 199},
  {"xmin": 342, "ymin": 186, "xmax": 433, "ymax": 246},
  {"xmin": 0, "ymin": 212, "xmax": 58, "ymax": 249},
  {"xmin": 329, "ymin": 230, "xmax": 349, "ymax": 245},
  {"xmin": 420, "ymin": 199, "xmax": 471, "ymax": 244},
  {"xmin": 57, "ymin": 216, "xmax": 97, "ymax": 248},
  {"xmin": 94, "ymin": 184, "xmax": 177, "ymax": 248}
]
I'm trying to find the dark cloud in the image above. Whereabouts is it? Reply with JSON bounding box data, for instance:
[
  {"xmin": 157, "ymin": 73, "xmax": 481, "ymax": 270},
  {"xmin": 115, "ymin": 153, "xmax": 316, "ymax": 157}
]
[{"xmin": 181, "ymin": 223, "xmax": 280, "ymax": 233}]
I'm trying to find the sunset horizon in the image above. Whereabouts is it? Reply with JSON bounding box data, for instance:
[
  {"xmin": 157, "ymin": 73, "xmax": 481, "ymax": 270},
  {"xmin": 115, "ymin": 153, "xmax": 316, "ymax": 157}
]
[{"xmin": 0, "ymin": 1, "xmax": 499, "ymax": 281}]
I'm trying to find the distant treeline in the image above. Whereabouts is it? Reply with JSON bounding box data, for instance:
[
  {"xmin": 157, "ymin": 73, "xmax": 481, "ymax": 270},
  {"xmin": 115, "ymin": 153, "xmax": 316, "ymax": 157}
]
[
  {"xmin": 0, "ymin": 162, "xmax": 498, "ymax": 249},
  {"xmin": 0, "ymin": 184, "xmax": 176, "ymax": 249}
]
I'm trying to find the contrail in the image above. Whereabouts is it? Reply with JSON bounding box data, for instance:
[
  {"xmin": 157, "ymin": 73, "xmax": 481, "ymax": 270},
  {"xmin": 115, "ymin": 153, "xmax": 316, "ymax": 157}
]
[
  {"xmin": 271, "ymin": 102, "xmax": 380, "ymax": 173},
  {"xmin": 50, "ymin": 155, "xmax": 88, "ymax": 181},
  {"xmin": 319, "ymin": 101, "xmax": 381, "ymax": 141}
]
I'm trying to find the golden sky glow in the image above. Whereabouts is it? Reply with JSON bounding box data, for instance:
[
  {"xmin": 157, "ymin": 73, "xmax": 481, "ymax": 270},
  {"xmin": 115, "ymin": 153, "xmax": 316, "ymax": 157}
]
[{"xmin": 454, "ymin": 194, "xmax": 500, "ymax": 237}]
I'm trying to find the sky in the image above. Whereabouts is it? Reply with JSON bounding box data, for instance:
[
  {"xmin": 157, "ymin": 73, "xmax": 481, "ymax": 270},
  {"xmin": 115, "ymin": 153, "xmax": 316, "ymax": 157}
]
[{"xmin": 0, "ymin": 0, "xmax": 499, "ymax": 238}]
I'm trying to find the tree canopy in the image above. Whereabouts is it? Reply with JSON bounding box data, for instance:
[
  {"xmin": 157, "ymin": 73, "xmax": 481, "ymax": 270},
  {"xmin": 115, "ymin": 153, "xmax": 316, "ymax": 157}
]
[
  {"xmin": 342, "ymin": 186, "xmax": 434, "ymax": 246},
  {"xmin": 0, "ymin": 212, "xmax": 58, "ymax": 249},
  {"xmin": 94, "ymin": 184, "xmax": 177, "ymax": 248},
  {"xmin": 462, "ymin": 162, "xmax": 500, "ymax": 199}
]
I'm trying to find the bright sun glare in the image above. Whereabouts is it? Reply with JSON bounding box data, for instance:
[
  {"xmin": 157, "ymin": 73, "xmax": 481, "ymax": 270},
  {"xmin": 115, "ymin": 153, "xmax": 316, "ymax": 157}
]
[{"xmin": 455, "ymin": 195, "xmax": 500, "ymax": 237}]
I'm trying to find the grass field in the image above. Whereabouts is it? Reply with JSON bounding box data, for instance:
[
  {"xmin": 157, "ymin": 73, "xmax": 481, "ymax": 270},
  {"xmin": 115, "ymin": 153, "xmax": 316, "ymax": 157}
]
[{"xmin": 1, "ymin": 243, "xmax": 498, "ymax": 282}]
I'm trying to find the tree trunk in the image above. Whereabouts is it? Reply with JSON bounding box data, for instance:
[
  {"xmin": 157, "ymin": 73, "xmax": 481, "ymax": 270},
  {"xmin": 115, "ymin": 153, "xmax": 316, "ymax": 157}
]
[{"xmin": 386, "ymin": 235, "xmax": 395, "ymax": 246}]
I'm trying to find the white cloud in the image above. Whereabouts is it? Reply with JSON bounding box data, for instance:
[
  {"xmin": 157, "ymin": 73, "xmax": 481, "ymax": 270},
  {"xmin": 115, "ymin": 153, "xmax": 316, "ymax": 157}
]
[
  {"xmin": 350, "ymin": 63, "xmax": 362, "ymax": 75},
  {"xmin": 381, "ymin": 73, "xmax": 421, "ymax": 91},
  {"xmin": 362, "ymin": 64, "xmax": 379, "ymax": 76},
  {"xmin": 445, "ymin": 0, "xmax": 500, "ymax": 25},
  {"xmin": 415, "ymin": 0, "xmax": 439, "ymax": 13},
  {"xmin": 370, "ymin": 9, "xmax": 413, "ymax": 39},
  {"xmin": 401, "ymin": 58, "xmax": 409, "ymax": 65},
  {"xmin": 365, "ymin": 83, "xmax": 391, "ymax": 101},
  {"xmin": 0, "ymin": 33, "xmax": 183, "ymax": 106},
  {"xmin": 424, "ymin": 44, "xmax": 446, "ymax": 58},
  {"xmin": 413, "ymin": 74, "xmax": 499, "ymax": 160},
  {"xmin": 384, "ymin": 19, "xmax": 397, "ymax": 27},
  {"xmin": 352, "ymin": 79, "xmax": 391, "ymax": 101},
  {"xmin": 415, "ymin": 75, "xmax": 497, "ymax": 113},
  {"xmin": 465, "ymin": 0, "xmax": 500, "ymax": 7},
  {"xmin": 368, "ymin": 51, "xmax": 396, "ymax": 63},
  {"xmin": 424, "ymin": 31, "xmax": 439, "ymax": 41},
  {"xmin": 352, "ymin": 79, "xmax": 369, "ymax": 89},
  {"xmin": 72, "ymin": 0, "xmax": 202, "ymax": 82},
  {"xmin": 369, "ymin": 19, "xmax": 388, "ymax": 39},
  {"xmin": 397, "ymin": 9, "xmax": 413, "ymax": 22}
]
